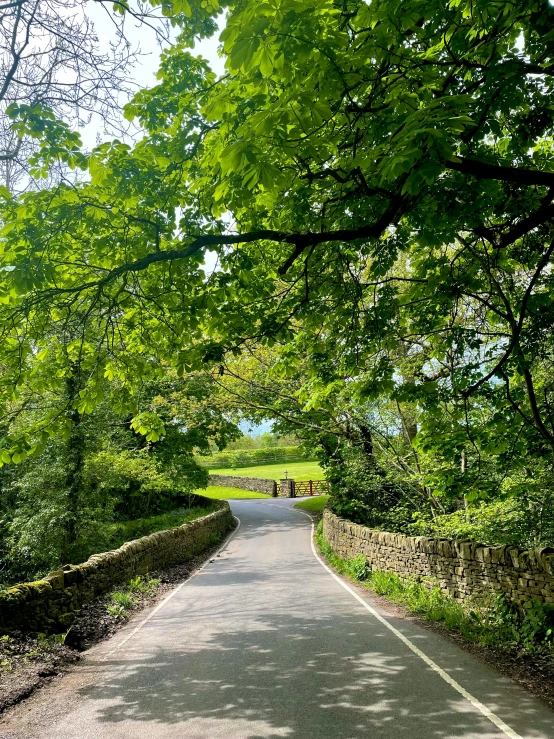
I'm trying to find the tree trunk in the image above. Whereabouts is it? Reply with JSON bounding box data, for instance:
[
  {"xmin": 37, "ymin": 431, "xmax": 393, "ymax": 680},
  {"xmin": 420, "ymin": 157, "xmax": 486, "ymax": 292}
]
[{"xmin": 61, "ymin": 367, "xmax": 85, "ymax": 565}]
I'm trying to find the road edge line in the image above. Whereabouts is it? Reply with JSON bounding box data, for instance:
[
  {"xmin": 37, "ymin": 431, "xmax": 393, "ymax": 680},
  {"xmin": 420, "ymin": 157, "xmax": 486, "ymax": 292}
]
[
  {"xmin": 100, "ymin": 515, "xmax": 242, "ymax": 661},
  {"xmin": 292, "ymin": 509, "xmax": 521, "ymax": 739}
]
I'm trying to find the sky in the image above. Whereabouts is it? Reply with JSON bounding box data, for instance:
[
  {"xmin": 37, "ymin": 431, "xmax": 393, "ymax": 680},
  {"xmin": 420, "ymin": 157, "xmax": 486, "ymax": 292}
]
[{"xmin": 79, "ymin": 4, "xmax": 226, "ymax": 150}]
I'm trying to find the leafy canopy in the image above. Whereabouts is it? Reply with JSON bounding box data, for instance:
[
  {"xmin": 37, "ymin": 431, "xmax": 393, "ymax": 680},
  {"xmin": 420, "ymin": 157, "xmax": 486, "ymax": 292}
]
[{"xmin": 0, "ymin": 0, "xmax": 553, "ymax": 499}]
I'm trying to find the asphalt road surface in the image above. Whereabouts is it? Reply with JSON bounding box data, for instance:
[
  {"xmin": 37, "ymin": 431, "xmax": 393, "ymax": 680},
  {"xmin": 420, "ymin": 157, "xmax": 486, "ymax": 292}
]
[{"xmin": 1, "ymin": 498, "xmax": 554, "ymax": 739}]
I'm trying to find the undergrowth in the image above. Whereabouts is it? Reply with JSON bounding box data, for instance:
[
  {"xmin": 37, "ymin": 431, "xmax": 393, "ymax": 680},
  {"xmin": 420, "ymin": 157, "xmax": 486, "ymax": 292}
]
[
  {"xmin": 316, "ymin": 521, "xmax": 554, "ymax": 656},
  {"xmin": 106, "ymin": 574, "xmax": 161, "ymax": 619}
]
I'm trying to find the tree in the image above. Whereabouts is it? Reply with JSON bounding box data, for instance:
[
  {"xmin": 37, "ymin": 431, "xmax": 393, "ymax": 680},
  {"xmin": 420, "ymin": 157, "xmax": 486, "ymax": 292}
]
[
  {"xmin": 0, "ymin": 0, "xmax": 179, "ymax": 191},
  {"xmin": 211, "ymin": 345, "xmax": 438, "ymax": 523},
  {"xmin": 1, "ymin": 0, "xmax": 554, "ymax": 502}
]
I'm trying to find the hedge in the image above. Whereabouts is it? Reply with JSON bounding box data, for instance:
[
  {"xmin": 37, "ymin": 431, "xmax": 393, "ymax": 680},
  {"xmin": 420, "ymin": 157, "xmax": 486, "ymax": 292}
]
[{"xmin": 196, "ymin": 446, "xmax": 313, "ymax": 469}]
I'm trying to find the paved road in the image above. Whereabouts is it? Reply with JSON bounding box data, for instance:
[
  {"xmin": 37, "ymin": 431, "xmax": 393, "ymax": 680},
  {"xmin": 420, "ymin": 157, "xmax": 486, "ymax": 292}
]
[{"xmin": 1, "ymin": 499, "xmax": 554, "ymax": 739}]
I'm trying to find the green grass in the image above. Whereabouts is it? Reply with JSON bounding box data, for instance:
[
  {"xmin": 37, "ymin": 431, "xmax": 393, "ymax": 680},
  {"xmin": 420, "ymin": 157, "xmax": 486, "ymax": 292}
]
[
  {"xmin": 106, "ymin": 505, "xmax": 217, "ymax": 549},
  {"xmin": 315, "ymin": 521, "xmax": 554, "ymax": 655},
  {"xmin": 294, "ymin": 494, "xmax": 329, "ymax": 511},
  {"xmin": 107, "ymin": 574, "xmax": 161, "ymax": 619},
  {"xmin": 196, "ymin": 485, "xmax": 271, "ymax": 500},
  {"xmin": 210, "ymin": 460, "xmax": 323, "ymax": 481}
]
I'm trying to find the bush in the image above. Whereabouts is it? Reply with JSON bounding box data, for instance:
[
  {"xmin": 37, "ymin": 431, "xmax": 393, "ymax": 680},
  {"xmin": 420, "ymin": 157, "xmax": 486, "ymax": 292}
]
[
  {"xmin": 324, "ymin": 446, "xmax": 420, "ymax": 530},
  {"xmin": 409, "ymin": 496, "xmax": 554, "ymax": 548}
]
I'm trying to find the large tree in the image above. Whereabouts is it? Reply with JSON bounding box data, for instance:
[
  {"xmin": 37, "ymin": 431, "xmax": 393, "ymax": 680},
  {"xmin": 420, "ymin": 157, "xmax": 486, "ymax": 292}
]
[{"xmin": 1, "ymin": 0, "xmax": 554, "ymax": 498}]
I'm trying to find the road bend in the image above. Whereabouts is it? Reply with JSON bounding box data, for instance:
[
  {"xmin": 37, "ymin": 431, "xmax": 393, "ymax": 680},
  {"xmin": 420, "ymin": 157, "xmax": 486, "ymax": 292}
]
[{"xmin": 1, "ymin": 498, "xmax": 553, "ymax": 739}]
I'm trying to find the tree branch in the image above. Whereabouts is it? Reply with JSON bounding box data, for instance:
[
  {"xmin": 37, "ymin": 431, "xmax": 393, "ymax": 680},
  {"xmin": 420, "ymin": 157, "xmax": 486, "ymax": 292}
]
[{"xmin": 446, "ymin": 157, "xmax": 554, "ymax": 188}]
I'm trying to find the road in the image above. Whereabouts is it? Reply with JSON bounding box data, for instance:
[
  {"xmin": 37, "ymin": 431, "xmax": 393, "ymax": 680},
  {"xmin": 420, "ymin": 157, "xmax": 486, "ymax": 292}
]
[{"xmin": 1, "ymin": 498, "xmax": 553, "ymax": 739}]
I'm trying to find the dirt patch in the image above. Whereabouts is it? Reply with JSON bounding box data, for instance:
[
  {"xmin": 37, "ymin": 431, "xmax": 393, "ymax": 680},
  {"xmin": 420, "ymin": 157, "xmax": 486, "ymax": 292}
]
[
  {"xmin": 0, "ymin": 634, "xmax": 80, "ymax": 714},
  {"xmin": 0, "ymin": 527, "xmax": 234, "ymax": 715}
]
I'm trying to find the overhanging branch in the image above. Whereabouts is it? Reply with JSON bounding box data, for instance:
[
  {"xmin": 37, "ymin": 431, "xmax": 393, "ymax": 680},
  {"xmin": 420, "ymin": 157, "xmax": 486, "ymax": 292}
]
[
  {"xmin": 31, "ymin": 219, "xmax": 402, "ymax": 299},
  {"xmin": 446, "ymin": 157, "xmax": 554, "ymax": 188}
]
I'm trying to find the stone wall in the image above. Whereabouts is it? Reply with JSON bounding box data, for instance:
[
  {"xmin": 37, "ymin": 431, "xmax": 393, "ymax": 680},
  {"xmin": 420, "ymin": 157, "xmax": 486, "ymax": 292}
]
[
  {"xmin": 209, "ymin": 474, "xmax": 277, "ymax": 496},
  {"xmin": 279, "ymin": 479, "xmax": 295, "ymax": 497},
  {"xmin": 323, "ymin": 509, "xmax": 554, "ymax": 607},
  {"xmin": 0, "ymin": 498, "xmax": 234, "ymax": 634}
]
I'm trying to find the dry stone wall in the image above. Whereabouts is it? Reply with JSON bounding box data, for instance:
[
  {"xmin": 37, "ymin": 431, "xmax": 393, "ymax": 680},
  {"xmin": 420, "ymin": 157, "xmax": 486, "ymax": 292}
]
[
  {"xmin": 323, "ymin": 509, "xmax": 554, "ymax": 607},
  {"xmin": 209, "ymin": 474, "xmax": 277, "ymax": 496},
  {"xmin": 0, "ymin": 498, "xmax": 234, "ymax": 634}
]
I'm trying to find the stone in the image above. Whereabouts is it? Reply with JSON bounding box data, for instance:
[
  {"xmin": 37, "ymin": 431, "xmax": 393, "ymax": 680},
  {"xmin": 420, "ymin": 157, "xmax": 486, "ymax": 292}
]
[
  {"xmin": 0, "ymin": 500, "xmax": 233, "ymax": 634},
  {"xmin": 45, "ymin": 571, "xmax": 65, "ymax": 590}
]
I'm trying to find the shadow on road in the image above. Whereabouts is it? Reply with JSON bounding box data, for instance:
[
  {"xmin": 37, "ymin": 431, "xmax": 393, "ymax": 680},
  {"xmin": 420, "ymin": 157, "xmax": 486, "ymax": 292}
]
[{"xmin": 75, "ymin": 609, "xmax": 550, "ymax": 739}]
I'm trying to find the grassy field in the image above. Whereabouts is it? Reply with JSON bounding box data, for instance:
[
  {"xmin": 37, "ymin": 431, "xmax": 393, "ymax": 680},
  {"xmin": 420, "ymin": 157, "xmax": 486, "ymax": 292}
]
[
  {"xmin": 293, "ymin": 495, "xmax": 329, "ymax": 512},
  {"xmin": 210, "ymin": 460, "xmax": 323, "ymax": 481},
  {"xmin": 196, "ymin": 485, "xmax": 271, "ymax": 500}
]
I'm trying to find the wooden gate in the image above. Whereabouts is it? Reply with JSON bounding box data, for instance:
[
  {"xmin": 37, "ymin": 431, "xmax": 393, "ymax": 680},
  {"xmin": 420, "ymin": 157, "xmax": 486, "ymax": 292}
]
[{"xmin": 293, "ymin": 480, "xmax": 330, "ymax": 497}]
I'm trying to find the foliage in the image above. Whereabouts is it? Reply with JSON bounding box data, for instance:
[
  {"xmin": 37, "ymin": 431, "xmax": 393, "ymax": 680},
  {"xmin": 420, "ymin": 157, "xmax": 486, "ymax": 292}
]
[
  {"xmin": 128, "ymin": 574, "xmax": 161, "ymax": 594},
  {"xmin": 107, "ymin": 573, "xmax": 163, "ymax": 618},
  {"xmin": 0, "ymin": 0, "xmax": 553, "ymax": 494},
  {"xmin": 223, "ymin": 432, "xmax": 299, "ymax": 450},
  {"xmin": 0, "ymin": 0, "xmax": 172, "ymax": 192},
  {"xmin": 104, "ymin": 505, "xmax": 217, "ymax": 552},
  {"xmin": 198, "ymin": 445, "xmax": 311, "ymax": 469},
  {"xmin": 410, "ymin": 494, "xmax": 554, "ymax": 549},
  {"xmin": 325, "ymin": 445, "xmax": 423, "ymax": 530},
  {"xmin": 0, "ymin": 366, "xmax": 239, "ymax": 583},
  {"xmin": 1, "ymin": 1, "xmax": 554, "ymax": 555},
  {"xmin": 110, "ymin": 591, "xmax": 137, "ymax": 611},
  {"xmin": 0, "ymin": 495, "xmax": 215, "ymax": 586}
]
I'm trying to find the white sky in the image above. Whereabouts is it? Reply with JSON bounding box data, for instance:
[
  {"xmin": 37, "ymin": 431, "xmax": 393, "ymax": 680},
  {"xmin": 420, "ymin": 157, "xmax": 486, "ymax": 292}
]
[{"xmin": 79, "ymin": 4, "xmax": 226, "ymax": 149}]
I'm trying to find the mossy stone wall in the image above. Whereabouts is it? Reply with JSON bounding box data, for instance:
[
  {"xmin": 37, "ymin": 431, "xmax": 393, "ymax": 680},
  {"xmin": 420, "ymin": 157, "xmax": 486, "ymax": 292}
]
[{"xmin": 0, "ymin": 499, "xmax": 234, "ymax": 634}]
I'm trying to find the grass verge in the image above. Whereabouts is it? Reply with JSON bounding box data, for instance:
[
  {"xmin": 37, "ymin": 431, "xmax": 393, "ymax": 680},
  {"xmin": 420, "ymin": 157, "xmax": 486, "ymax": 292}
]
[
  {"xmin": 293, "ymin": 495, "xmax": 329, "ymax": 512},
  {"xmin": 315, "ymin": 521, "xmax": 554, "ymax": 656},
  {"xmin": 210, "ymin": 460, "xmax": 323, "ymax": 481},
  {"xmin": 105, "ymin": 505, "xmax": 218, "ymax": 549},
  {"xmin": 197, "ymin": 485, "xmax": 271, "ymax": 500},
  {"xmin": 106, "ymin": 574, "xmax": 161, "ymax": 619}
]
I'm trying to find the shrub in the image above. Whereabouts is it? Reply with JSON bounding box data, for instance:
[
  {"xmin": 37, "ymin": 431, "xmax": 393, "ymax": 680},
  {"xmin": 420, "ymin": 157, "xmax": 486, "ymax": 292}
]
[
  {"xmin": 324, "ymin": 446, "xmax": 419, "ymax": 530},
  {"xmin": 409, "ymin": 496, "xmax": 554, "ymax": 548}
]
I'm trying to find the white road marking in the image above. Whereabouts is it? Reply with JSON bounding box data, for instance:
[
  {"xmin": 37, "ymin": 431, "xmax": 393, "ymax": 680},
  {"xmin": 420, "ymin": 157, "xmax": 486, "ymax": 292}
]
[
  {"xmin": 289, "ymin": 507, "xmax": 522, "ymax": 739},
  {"xmin": 100, "ymin": 516, "xmax": 242, "ymax": 661},
  {"xmin": 97, "ymin": 500, "xmax": 522, "ymax": 738}
]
